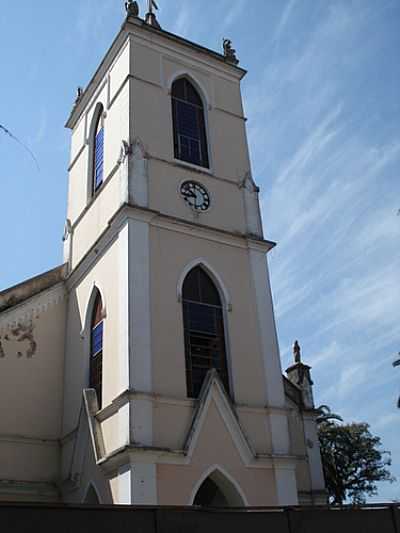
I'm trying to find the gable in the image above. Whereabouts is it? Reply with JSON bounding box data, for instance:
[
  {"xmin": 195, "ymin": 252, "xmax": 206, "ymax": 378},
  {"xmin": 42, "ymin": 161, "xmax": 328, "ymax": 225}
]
[{"xmin": 184, "ymin": 370, "xmax": 254, "ymax": 466}]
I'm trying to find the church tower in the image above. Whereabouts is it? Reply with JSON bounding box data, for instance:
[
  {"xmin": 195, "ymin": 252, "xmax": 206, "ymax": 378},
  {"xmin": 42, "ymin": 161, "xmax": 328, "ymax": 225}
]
[{"xmin": 58, "ymin": 2, "xmax": 325, "ymax": 506}]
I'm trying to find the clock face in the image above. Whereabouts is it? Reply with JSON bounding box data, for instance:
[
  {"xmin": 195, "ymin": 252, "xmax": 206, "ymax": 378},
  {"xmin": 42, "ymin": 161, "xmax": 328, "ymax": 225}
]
[{"xmin": 180, "ymin": 181, "xmax": 210, "ymax": 212}]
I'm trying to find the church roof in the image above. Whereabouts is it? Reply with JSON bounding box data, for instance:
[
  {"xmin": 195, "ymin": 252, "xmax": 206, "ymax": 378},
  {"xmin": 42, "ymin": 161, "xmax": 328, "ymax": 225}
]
[{"xmin": 0, "ymin": 264, "xmax": 67, "ymax": 314}]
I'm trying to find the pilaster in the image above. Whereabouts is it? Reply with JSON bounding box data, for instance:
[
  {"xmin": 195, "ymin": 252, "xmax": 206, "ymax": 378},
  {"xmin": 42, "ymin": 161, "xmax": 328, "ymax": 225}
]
[
  {"xmin": 248, "ymin": 245, "xmax": 285, "ymax": 408},
  {"xmin": 112, "ymin": 462, "xmax": 158, "ymax": 505}
]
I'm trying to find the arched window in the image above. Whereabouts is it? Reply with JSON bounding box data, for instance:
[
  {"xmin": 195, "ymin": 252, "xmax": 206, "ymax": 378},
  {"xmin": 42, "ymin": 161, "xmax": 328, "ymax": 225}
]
[
  {"xmin": 90, "ymin": 292, "xmax": 103, "ymax": 408},
  {"xmin": 171, "ymin": 78, "xmax": 209, "ymax": 168},
  {"xmin": 89, "ymin": 104, "xmax": 104, "ymax": 196},
  {"xmin": 182, "ymin": 267, "xmax": 229, "ymax": 398},
  {"xmin": 93, "ymin": 113, "xmax": 104, "ymax": 192}
]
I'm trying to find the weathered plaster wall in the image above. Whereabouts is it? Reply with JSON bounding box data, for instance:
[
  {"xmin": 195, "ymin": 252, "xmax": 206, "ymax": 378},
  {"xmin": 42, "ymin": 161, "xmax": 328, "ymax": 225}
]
[{"xmin": 0, "ymin": 284, "xmax": 66, "ymax": 491}]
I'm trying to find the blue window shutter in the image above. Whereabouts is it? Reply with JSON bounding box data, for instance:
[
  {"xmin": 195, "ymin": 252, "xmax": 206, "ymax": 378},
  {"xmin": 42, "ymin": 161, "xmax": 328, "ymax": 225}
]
[
  {"xmin": 94, "ymin": 127, "xmax": 104, "ymax": 190},
  {"xmin": 91, "ymin": 321, "xmax": 103, "ymax": 357}
]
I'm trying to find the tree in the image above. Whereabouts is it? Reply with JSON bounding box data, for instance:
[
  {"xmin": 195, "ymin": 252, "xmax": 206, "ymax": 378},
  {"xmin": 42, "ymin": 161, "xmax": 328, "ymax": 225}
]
[{"xmin": 317, "ymin": 408, "xmax": 394, "ymax": 505}]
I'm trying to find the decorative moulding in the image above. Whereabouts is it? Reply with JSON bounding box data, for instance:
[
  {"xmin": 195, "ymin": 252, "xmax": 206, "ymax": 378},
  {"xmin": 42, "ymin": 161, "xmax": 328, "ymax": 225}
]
[{"xmin": 176, "ymin": 258, "xmax": 232, "ymax": 311}]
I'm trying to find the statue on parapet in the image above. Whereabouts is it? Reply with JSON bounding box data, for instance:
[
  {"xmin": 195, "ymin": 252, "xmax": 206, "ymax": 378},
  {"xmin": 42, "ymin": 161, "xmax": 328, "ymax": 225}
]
[
  {"xmin": 125, "ymin": 0, "xmax": 139, "ymax": 17},
  {"xmin": 74, "ymin": 87, "xmax": 83, "ymax": 105},
  {"xmin": 223, "ymin": 38, "xmax": 239, "ymax": 65},
  {"xmin": 293, "ymin": 340, "xmax": 301, "ymax": 364}
]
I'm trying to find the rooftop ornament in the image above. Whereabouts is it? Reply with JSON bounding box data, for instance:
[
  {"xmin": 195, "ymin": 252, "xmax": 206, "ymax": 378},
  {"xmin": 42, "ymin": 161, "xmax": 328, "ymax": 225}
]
[
  {"xmin": 125, "ymin": 0, "xmax": 139, "ymax": 17},
  {"xmin": 223, "ymin": 38, "xmax": 239, "ymax": 65},
  {"xmin": 293, "ymin": 340, "xmax": 301, "ymax": 364},
  {"xmin": 74, "ymin": 87, "xmax": 84, "ymax": 105},
  {"xmin": 393, "ymin": 352, "xmax": 400, "ymax": 409},
  {"xmin": 145, "ymin": 0, "xmax": 161, "ymax": 29}
]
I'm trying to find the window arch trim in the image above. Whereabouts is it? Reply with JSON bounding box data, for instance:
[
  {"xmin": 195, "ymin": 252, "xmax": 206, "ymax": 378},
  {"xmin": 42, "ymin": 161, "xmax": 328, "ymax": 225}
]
[
  {"xmin": 168, "ymin": 72, "xmax": 210, "ymax": 109},
  {"xmin": 177, "ymin": 259, "xmax": 232, "ymax": 311},
  {"xmin": 81, "ymin": 283, "xmax": 107, "ymax": 339}
]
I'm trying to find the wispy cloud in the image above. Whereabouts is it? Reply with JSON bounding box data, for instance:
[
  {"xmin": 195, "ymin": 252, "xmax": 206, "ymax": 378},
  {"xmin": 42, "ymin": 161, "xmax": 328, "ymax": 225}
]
[
  {"xmin": 271, "ymin": 0, "xmax": 297, "ymax": 47},
  {"xmin": 246, "ymin": 0, "xmax": 400, "ymax": 499},
  {"xmin": 32, "ymin": 107, "xmax": 48, "ymax": 145},
  {"xmin": 220, "ymin": 0, "xmax": 246, "ymax": 35},
  {"xmin": 75, "ymin": 0, "xmax": 114, "ymax": 45},
  {"xmin": 169, "ymin": 3, "xmax": 192, "ymax": 39}
]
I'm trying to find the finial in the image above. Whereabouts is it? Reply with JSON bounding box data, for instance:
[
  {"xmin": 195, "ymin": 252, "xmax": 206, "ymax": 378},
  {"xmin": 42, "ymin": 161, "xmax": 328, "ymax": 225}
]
[
  {"xmin": 125, "ymin": 0, "xmax": 139, "ymax": 17},
  {"xmin": 293, "ymin": 340, "xmax": 301, "ymax": 364},
  {"xmin": 145, "ymin": 0, "xmax": 161, "ymax": 29},
  {"xmin": 74, "ymin": 87, "xmax": 84, "ymax": 105},
  {"xmin": 223, "ymin": 38, "xmax": 239, "ymax": 65}
]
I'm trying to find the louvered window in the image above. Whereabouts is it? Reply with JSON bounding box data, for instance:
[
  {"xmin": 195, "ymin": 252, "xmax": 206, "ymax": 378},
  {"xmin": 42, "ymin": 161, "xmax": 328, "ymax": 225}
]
[
  {"xmin": 90, "ymin": 292, "xmax": 103, "ymax": 408},
  {"xmin": 94, "ymin": 126, "xmax": 104, "ymax": 192},
  {"xmin": 172, "ymin": 79, "xmax": 209, "ymax": 168},
  {"xmin": 182, "ymin": 267, "xmax": 230, "ymax": 398}
]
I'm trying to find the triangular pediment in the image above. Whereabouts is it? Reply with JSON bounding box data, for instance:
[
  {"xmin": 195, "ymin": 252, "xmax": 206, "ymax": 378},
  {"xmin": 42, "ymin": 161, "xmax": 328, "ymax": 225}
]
[{"xmin": 183, "ymin": 370, "xmax": 255, "ymax": 466}]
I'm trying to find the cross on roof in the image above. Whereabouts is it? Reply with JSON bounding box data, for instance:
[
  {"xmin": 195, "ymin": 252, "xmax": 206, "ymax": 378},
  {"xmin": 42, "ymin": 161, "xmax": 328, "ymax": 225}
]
[{"xmin": 148, "ymin": 0, "xmax": 159, "ymax": 14}]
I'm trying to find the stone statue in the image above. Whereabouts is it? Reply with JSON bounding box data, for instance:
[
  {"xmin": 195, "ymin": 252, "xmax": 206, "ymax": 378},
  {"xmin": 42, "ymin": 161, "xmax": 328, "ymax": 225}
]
[
  {"xmin": 293, "ymin": 340, "xmax": 301, "ymax": 364},
  {"xmin": 74, "ymin": 87, "xmax": 83, "ymax": 105},
  {"xmin": 223, "ymin": 38, "xmax": 239, "ymax": 65},
  {"xmin": 125, "ymin": 0, "xmax": 139, "ymax": 17}
]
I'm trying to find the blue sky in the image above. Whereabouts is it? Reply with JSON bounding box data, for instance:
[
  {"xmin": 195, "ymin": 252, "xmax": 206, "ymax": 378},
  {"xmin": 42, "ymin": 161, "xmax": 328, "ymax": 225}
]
[{"xmin": 1, "ymin": 0, "xmax": 399, "ymax": 502}]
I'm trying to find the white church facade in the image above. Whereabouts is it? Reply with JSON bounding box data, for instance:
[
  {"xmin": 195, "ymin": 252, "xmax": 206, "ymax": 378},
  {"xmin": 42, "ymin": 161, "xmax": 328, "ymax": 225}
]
[{"xmin": 0, "ymin": 3, "xmax": 326, "ymax": 507}]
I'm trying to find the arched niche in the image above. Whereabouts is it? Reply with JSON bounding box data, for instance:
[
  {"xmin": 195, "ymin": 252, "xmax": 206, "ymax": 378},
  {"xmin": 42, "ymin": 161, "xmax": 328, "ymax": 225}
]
[
  {"xmin": 191, "ymin": 467, "xmax": 247, "ymax": 507},
  {"xmin": 84, "ymin": 483, "xmax": 101, "ymax": 505}
]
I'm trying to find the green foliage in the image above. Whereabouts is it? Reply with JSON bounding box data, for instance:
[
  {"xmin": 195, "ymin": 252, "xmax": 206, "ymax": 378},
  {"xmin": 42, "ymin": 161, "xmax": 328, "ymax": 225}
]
[{"xmin": 318, "ymin": 413, "xmax": 394, "ymax": 505}]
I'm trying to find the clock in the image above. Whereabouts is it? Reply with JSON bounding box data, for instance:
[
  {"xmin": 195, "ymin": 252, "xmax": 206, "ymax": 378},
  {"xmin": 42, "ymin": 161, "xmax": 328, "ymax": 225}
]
[{"xmin": 180, "ymin": 181, "xmax": 210, "ymax": 212}]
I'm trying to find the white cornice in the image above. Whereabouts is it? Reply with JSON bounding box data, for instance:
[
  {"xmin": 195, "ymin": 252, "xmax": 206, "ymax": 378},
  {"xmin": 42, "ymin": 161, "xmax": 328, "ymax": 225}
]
[
  {"xmin": 95, "ymin": 388, "xmax": 292, "ymax": 425},
  {"xmin": 130, "ymin": 27, "xmax": 245, "ymax": 82},
  {"xmin": 66, "ymin": 204, "xmax": 274, "ymax": 290}
]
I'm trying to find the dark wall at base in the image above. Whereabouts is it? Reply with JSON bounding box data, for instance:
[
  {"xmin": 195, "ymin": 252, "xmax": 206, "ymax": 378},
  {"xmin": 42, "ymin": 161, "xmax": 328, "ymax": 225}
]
[{"xmin": 1, "ymin": 502, "xmax": 399, "ymax": 533}]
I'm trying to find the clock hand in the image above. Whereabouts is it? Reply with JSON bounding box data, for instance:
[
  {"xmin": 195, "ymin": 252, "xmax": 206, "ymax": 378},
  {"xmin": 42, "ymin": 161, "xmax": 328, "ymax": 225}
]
[{"xmin": 195, "ymin": 190, "xmax": 203, "ymax": 206}]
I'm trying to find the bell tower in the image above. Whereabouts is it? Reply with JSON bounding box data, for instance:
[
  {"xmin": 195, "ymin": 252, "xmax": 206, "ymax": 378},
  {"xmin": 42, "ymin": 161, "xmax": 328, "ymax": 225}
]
[{"xmin": 60, "ymin": 2, "xmax": 311, "ymax": 507}]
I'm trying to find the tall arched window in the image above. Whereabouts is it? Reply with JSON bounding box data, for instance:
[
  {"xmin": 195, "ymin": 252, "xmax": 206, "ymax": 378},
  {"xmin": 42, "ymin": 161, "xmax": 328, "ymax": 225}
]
[
  {"xmin": 182, "ymin": 267, "xmax": 229, "ymax": 398},
  {"xmin": 171, "ymin": 78, "xmax": 209, "ymax": 168},
  {"xmin": 90, "ymin": 292, "xmax": 103, "ymax": 408},
  {"xmin": 89, "ymin": 104, "xmax": 104, "ymax": 197}
]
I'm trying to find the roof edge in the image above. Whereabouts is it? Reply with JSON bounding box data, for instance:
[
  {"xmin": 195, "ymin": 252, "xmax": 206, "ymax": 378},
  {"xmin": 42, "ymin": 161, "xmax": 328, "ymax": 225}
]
[{"xmin": 0, "ymin": 264, "xmax": 68, "ymax": 314}]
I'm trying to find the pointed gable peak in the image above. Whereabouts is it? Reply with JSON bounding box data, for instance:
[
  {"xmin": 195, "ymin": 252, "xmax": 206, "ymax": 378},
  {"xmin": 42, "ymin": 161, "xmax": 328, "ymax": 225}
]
[{"xmin": 183, "ymin": 370, "xmax": 254, "ymax": 465}]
